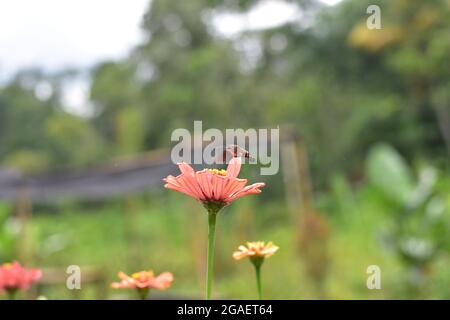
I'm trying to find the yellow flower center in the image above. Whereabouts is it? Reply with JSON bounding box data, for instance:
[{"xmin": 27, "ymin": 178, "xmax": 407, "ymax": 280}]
[
  {"xmin": 2, "ymin": 263, "xmax": 12, "ymax": 269},
  {"xmin": 207, "ymin": 169, "xmax": 227, "ymax": 176},
  {"xmin": 132, "ymin": 271, "xmax": 154, "ymax": 280}
]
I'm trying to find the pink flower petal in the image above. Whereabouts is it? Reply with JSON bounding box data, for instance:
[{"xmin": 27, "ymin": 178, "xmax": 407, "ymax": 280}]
[
  {"xmin": 196, "ymin": 171, "xmax": 213, "ymax": 199},
  {"xmin": 178, "ymin": 162, "xmax": 195, "ymax": 176},
  {"xmin": 222, "ymin": 178, "xmax": 247, "ymax": 199},
  {"xmin": 226, "ymin": 183, "xmax": 265, "ymax": 202},
  {"xmin": 226, "ymin": 157, "xmax": 241, "ymax": 178},
  {"xmin": 214, "ymin": 176, "xmax": 226, "ymax": 201},
  {"xmin": 164, "ymin": 181, "xmax": 197, "ymax": 199},
  {"xmin": 178, "ymin": 175, "xmax": 205, "ymax": 201}
]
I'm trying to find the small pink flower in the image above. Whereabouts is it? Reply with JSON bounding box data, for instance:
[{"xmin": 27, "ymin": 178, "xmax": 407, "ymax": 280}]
[
  {"xmin": 163, "ymin": 157, "xmax": 265, "ymax": 206},
  {"xmin": 232, "ymin": 242, "xmax": 278, "ymax": 300},
  {"xmin": 233, "ymin": 241, "xmax": 279, "ymax": 261},
  {"xmin": 0, "ymin": 261, "xmax": 42, "ymax": 293},
  {"xmin": 111, "ymin": 270, "xmax": 173, "ymax": 290}
]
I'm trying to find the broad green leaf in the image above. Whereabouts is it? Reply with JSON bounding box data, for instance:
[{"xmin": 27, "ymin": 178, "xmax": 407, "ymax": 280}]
[{"xmin": 366, "ymin": 143, "xmax": 415, "ymax": 205}]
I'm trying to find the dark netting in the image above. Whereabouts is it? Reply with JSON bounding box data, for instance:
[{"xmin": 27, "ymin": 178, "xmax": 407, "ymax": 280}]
[{"xmin": 0, "ymin": 151, "xmax": 177, "ymax": 202}]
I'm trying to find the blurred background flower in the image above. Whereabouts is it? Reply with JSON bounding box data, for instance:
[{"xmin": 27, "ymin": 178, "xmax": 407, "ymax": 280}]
[
  {"xmin": 111, "ymin": 270, "xmax": 173, "ymax": 300},
  {"xmin": 233, "ymin": 241, "xmax": 279, "ymax": 299},
  {"xmin": 0, "ymin": 261, "xmax": 42, "ymax": 299}
]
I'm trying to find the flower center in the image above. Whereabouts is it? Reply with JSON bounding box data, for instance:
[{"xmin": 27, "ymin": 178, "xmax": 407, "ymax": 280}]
[
  {"xmin": 207, "ymin": 169, "xmax": 227, "ymax": 176},
  {"xmin": 132, "ymin": 271, "xmax": 154, "ymax": 281}
]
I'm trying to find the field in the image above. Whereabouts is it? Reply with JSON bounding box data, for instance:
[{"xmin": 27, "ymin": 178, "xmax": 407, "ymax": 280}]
[{"xmin": 26, "ymin": 187, "xmax": 449, "ymax": 299}]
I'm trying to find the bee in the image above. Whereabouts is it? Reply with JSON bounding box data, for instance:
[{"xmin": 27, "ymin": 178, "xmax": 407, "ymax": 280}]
[{"xmin": 217, "ymin": 145, "xmax": 255, "ymax": 163}]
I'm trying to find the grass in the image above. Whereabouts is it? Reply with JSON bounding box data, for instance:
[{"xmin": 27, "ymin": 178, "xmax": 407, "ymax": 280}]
[{"xmin": 9, "ymin": 189, "xmax": 449, "ymax": 300}]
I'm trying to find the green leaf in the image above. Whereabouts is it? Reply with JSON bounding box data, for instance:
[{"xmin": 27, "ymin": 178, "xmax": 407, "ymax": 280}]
[{"xmin": 366, "ymin": 143, "xmax": 415, "ymax": 205}]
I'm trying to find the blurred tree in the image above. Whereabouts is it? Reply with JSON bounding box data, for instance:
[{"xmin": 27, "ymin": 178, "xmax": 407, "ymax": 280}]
[
  {"xmin": 90, "ymin": 61, "xmax": 141, "ymax": 153},
  {"xmin": 1, "ymin": 0, "xmax": 449, "ymax": 183},
  {"xmin": 89, "ymin": 0, "xmax": 257, "ymax": 153},
  {"xmin": 44, "ymin": 112, "xmax": 106, "ymax": 167},
  {"xmin": 346, "ymin": 0, "xmax": 450, "ymax": 159},
  {"xmin": 0, "ymin": 72, "xmax": 53, "ymax": 165},
  {"xmin": 0, "ymin": 69, "xmax": 105, "ymax": 171}
]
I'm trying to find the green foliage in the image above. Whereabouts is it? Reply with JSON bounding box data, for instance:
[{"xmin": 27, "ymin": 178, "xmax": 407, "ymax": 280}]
[
  {"xmin": 365, "ymin": 143, "xmax": 449, "ymax": 297},
  {"xmin": 45, "ymin": 112, "xmax": 106, "ymax": 166},
  {"xmin": 3, "ymin": 149, "xmax": 51, "ymax": 173},
  {"xmin": 367, "ymin": 143, "xmax": 414, "ymax": 205}
]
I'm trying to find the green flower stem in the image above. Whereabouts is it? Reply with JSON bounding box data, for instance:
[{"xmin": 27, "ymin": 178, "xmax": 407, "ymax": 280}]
[
  {"xmin": 206, "ymin": 210, "xmax": 218, "ymax": 300},
  {"xmin": 255, "ymin": 264, "xmax": 262, "ymax": 300},
  {"xmin": 250, "ymin": 257, "xmax": 264, "ymax": 300},
  {"xmin": 7, "ymin": 289, "xmax": 17, "ymax": 300},
  {"xmin": 137, "ymin": 288, "xmax": 149, "ymax": 300}
]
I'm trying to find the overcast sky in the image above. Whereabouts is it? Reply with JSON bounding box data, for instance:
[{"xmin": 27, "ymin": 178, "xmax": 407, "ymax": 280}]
[
  {"xmin": 0, "ymin": 0, "xmax": 339, "ymax": 114},
  {"xmin": 0, "ymin": 0, "xmax": 341, "ymax": 76},
  {"xmin": 0, "ymin": 0, "xmax": 150, "ymax": 80}
]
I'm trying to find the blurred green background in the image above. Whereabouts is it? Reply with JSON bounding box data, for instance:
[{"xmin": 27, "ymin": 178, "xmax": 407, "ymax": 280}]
[{"xmin": 0, "ymin": 0, "xmax": 449, "ymax": 299}]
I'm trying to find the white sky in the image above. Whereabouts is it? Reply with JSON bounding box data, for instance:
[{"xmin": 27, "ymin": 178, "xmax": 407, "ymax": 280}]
[
  {"xmin": 0, "ymin": 0, "xmax": 150, "ymax": 80},
  {"xmin": 0, "ymin": 0, "xmax": 339, "ymax": 115},
  {"xmin": 213, "ymin": 0, "xmax": 301, "ymax": 37}
]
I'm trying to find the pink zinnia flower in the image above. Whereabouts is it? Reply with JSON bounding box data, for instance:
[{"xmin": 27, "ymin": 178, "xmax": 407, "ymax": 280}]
[
  {"xmin": 163, "ymin": 157, "xmax": 265, "ymax": 207},
  {"xmin": 0, "ymin": 261, "xmax": 42, "ymax": 294},
  {"xmin": 164, "ymin": 157, "xmax": 265, "ymax": 299},
  {"xmin": 111, "ymin": 270, "xmax": 173, "ymax": 290},
  {"xmin": 111, "ymin": 270, "xmax": 173, "ymax": 300}
]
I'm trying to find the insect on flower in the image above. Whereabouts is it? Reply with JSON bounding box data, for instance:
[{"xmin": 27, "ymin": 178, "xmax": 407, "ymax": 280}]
[
  {"xmin": 163, "ymin": 157, "xmax": 264, "ymax": 209},
  {"xmin": 219, "ymin": 145, "xmax": 255, "ymax": 163}
]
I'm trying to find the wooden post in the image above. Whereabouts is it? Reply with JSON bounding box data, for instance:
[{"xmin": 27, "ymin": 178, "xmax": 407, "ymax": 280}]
[
  {"xmin": 123, "ymin": 197, "xmax": 141, "ymax": 270},
  {"xmin": 295, "ymin": 136, "xmax": 314, "ymax": 213},
  {"xmin": 281, "ymin": 127, "xmax": 331, "ymax": 298},
  {"xmin": 16, "ymin": 186, "xmax": 33, "ymax": 264},
  {"xmin": 15, "ymin": 186, "xmax": 37, "ymax": 299},
  {"xmin": 280, "ymin": 126, "xmax": 314, "ymax": 219}
]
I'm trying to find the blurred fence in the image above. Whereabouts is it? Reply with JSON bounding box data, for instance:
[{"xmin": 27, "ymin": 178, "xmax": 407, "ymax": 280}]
[{"xmin": 0, "ymin": 149, "xmax": 174, "ymax": 202}]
